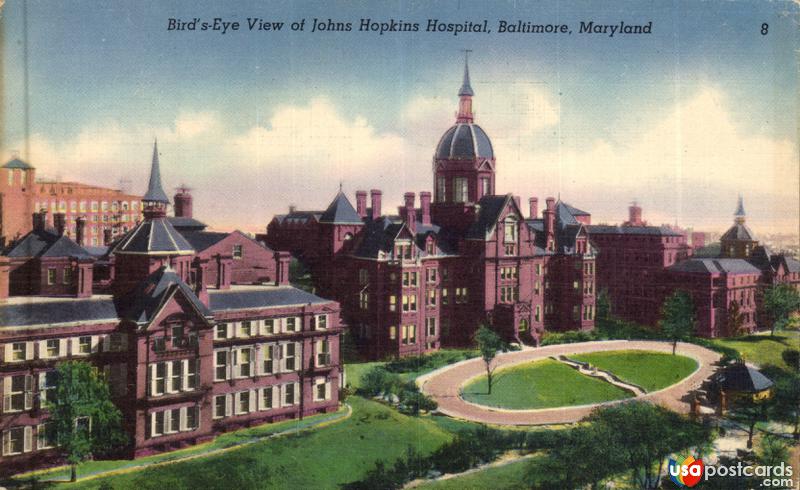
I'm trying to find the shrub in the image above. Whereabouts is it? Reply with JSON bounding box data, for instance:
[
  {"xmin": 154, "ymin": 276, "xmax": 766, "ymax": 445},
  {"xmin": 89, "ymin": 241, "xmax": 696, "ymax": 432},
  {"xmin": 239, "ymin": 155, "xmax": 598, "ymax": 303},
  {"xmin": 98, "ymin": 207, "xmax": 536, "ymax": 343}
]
[{"xmin": 359, "ymin": 367, "xmax": 400, "ymax": 398}]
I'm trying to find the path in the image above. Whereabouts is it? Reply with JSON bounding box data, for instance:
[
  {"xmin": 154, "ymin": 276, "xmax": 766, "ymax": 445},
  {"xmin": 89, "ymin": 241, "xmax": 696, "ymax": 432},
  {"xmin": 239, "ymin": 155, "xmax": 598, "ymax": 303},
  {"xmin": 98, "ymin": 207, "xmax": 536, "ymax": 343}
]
[
  {"xmin": 554, "ymin": 355, "xmax": 646, "ymax": 396},
  {"xmin": 417, "ymin": 340, "xmax": 721, "ymax": 426}
]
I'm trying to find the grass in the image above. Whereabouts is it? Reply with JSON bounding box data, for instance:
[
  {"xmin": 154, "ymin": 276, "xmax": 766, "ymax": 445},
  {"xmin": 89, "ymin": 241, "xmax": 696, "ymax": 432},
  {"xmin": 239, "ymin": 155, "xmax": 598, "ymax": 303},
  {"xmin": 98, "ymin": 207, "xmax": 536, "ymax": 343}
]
[
  {"xmin": 344, "ymin": 349, "xmax": 479, "ymax": 390},
  {"xmin": 709, "ymin": 330, "xmax": 799, "ymax": 371},
  {"xmin": 570, "ymin": 350, "xmax": 698, "ymax": 392},
  {"xmin": 59, "ymin": 397, "xmax": 451, "ymax": 489},
  {"xmin": 461, "ymin": 359, "xmax": 631, "ymax": 410},
  {"xmin": 415, "ymin": 457, "xmax": 535, "ymax": 490}
]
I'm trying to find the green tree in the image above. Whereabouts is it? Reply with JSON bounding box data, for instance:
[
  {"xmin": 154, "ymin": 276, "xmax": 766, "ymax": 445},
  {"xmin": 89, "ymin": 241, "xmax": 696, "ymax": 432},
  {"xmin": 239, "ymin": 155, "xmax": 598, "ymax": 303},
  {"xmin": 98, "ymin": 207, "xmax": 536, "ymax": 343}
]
[
  {"xmin": 729, "ymin": 395, "xmax": 772, "ymax": 449},
  {"xmin": 474, "ymin": 326, "xmax": 507, "ymax": 395},
  {"xmin": 782, "ymin": 349, "xmax": 799, "ymax": 372},
  {"xmin": 46, "ymin": 361, "xmax": 127, "ymax": 482},
  {"xmin": 595, "ymin": 288, "xmax": 613, "ymax": 329},
  {"xmin": 771, "ymin": 374, "xmax": 800, "ymax": 439},
  {"xmin": 726, "ymin": 300, "xmax": 745, "ymax": 337},
  {"xmin": 763, "ymin": 283, "xmax": 800, "ymax": 336},
  {"xmin": 758, "ymin": 435, "xmax": 790, "ymax": 467},
  {"xmin": 588, "ymin": 401, "xmax": 712, "ymax": 489},
  {"xmin": 659, "ymin": 290, "xmax": 696, "ymax": 354}
]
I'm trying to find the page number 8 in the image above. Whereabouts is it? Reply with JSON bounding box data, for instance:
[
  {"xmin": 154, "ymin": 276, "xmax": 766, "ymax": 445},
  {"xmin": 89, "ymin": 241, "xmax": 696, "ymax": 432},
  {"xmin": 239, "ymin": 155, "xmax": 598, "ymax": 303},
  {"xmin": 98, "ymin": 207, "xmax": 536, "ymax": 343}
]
[{"xmin": 761, "ymin": 23, "xmax": 769, "ymax": 35}]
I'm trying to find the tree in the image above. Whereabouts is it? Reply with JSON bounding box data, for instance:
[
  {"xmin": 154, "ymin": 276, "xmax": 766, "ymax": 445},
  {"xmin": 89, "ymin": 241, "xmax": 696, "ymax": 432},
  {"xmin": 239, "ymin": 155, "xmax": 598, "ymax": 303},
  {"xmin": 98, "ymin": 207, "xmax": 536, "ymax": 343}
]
[
  {"xmin": 474, "ymin": 326, "xmax": 506, "ymax": 395},
  {"xmin": 595, "ymin": 288, "xmax": 613, "ymax": 329},
  {"xmin": 659, "ymin": 290, "xmax": 696, "ymax": 354},
  {"xmin": 588, "ymin": 401, "xmax": 713, "ymax": 489},
  {"xmin": 771, "ymin": 374, "xmax": 800, "ymax": 439},
  {"xmin": 763, "ymin": 283, "xmax": 800, "ymax": 336},
  {"xmin": 782, "ymin": 349, "xmax": 799, "ymax": 372},
  {"xmin": 726, "ymin": 300, "xmax": 745, "ymax": 337},
  {"xmin": 758, "ymin": 434, "xmax": 790, "ymax": 467},
  {"xmin": 46, "ymin": 361, "xmax": 127, "ymax": 482},
  {"xmin": 729, "ymin": 395, "xmax": 772, "ymax": 449}
]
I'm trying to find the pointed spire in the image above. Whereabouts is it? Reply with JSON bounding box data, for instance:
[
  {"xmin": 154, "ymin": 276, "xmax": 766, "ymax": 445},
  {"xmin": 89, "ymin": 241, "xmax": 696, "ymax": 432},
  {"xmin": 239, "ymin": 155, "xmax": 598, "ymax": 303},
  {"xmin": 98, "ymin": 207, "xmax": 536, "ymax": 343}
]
[
  {"xmin": 734, "ymin": 195, "xmax": 746, "ymax": 224},
  {"xmin": 458, "ymin": 50, "xmax": 474, "ymax": 97},
  {"xmin": 143, "ymin": 139, "xmax": 169, "ymax": 204}
]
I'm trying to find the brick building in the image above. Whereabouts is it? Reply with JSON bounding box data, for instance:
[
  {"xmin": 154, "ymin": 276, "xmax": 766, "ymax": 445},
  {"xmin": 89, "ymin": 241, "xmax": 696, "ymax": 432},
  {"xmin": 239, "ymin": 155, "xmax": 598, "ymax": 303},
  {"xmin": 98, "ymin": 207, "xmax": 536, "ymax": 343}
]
[
  {"xmin": 0, "ymin": 156, "xmax": 143, "ymax": 248},
  {"xmin": 588, "ymin": 198, "xmax": 800, "ymax": 337},
  {"xmin": 0, "ymin": 144, "xmax": 342, "ymax": 475},
  {"xmin": 265, "ymin": 59, "xmax": 596, "ymax": 358}
]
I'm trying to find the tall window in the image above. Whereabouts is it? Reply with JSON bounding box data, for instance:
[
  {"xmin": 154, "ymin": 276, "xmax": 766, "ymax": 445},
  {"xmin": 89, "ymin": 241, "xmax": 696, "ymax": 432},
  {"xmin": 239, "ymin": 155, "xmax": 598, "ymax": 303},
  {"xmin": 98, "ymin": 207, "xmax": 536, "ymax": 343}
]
[
  {"xmin": 214, "ymin": 351, "xmax": 228, "ymax": 381},
  {"xmin": 47, "ymin": 268, "xmax": 56, "ymax": 285},
  {"xmin": 232, "ymin": 244, "xmax": 243, "ymax": 260},
  {"xmin": 437, "ymin": 177, "xmax": 446, "ymax": 202},
  {"xmin": 316, "ymin": 340, "xmax": 330, "ymax": 367},
  {"xmin": 283, "ymin": 343, "xmax": 297, "ymax": 371},
  {"xmin": 504, "ymin": 217, "xmax": 517, "ymax": 243},
  {"xmin": 263, "ymin": 344, "xmax": 275, "ymax": 374},
  {"xmin": 481, "ymin": 177, "xmax": 490, "ymax": 197},
  {"xmin": 453, "ymin": 177, "xmax": 468, "ymax": 203},
  {"xmin": 3, "ymin": 375, "xmax": 32, "ymax": 412}
]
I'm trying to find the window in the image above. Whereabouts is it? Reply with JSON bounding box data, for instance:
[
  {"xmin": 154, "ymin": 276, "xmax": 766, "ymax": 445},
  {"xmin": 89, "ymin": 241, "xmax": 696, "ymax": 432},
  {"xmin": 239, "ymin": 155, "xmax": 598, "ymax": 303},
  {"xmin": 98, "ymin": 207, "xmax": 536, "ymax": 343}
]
[
  {"xmin": 283, "ymin": 343, "xmax": 297, "ymax": 372},
  {"xmin": 214, "ymin": 395, "xmax": 226, "ymax": 419},
  {"xmin": 534, "ymin": 281, "xmax": 541, "ymax": 295},
  {"xmin": 359, "ymin": 291, "xmax": 369, "ymax": 310},
  {"xmin": 402, "ymin": 272, "xmax": 418, "ymax": 287},
  {"xmin": 316, "ymin": 340, "xmax": 330, "ymax": 367},
  {"xmin": 237, "ymin": 391, "xmax": 250, "ymax": 414},
  {"xmin": 151, "ymin": 411, "xmax": 165, "ymax": 437},
  {"xmin": 45, "ymin": 339, "xmax": 60, "ymax": 358},
  {"xmin": 47, "ymin": 268, "xmax": 57, "ymax": 285},
  {"xmin": 437, "ymin": 177, "xmax": 446, "ymax": 202},
  {"xmin": 186, "ymin": 405, "xmax": 198, "ymax": 430},
  {"xmin": 171, "ymin": 325, "xmax": 185, "ymax": 346},
  {"xmin": 314, "ymin": 378, "xmax": 331, "ymax": 402},
  {"xmin": 237, "ymin": 348, "xmax": 252, "ymax": 378},
  {"xmin": 232, "ymin": 244, "xmax": 243, "ymax": 260},
  {"xmin": 453, "ymin": 177, "xmax": 468, "ymax": 203},
  {"xmin": 2, "ymin": 427, "xmax": 30, "ymax": 456},
  {"xmin": 504, "ymin": 244, "xmax": 516, "ymax": 256},
  {"xmin": 168, "ymin": 408, "xmax": 180, "ymax": 433},
  {"xmin": 313, "ymin": 314, "xmax": 328, "ymax": 330},
  {"xmin": 427, "ymin": 290, "xmax": 437, "ymax": 307},
  {"xmin": 426, "ymin": 318, "xmax": 437, "ymax": 337},
  {"xmin": 455, "ymin": 287, "xmax": 469, "ymax": 304},
  {"xmin": 37, "ymin": 422, "xmax": 53, "ymax": 450},
  {"xmin": 285, "ymin": 317, "xmax": 298, "ymax": 332},
  {"xmin": 504, "ymin": 218, "xmax": 517, "ymax": 243},
  {"xmin": 441, "ymin": 288, "xmax": 449, "ymax": 305},
  {"xmin": 401, "ymin": 325, "xmax": 417, "ymax": 345},
  {"xmin": 239, "ymin": 321, "xmax": 252, "ymax": 337},
  {"xmin": 91, "ymin": 201, "xmax": 98, "ymax": 212},
  {"xmin": 108, "ymin": 333, "xmax": 125, "ymax": 352},
  {"xmin": 77, "ymin": 336, "xmax": 92, "ymax": 355},
  {"xmin": 402, "ymin": 294, "xmax": 417, "ymax": 312},
  {"xmin": 263, "ymin": 319, "xmax": 276, "ymax": 335},
  {"xmin": 263, "ymin": 344, "xmax": 275, "ymax": 374},
  {"xmin": 215, "ymin": 324, "xmax": 228, "ymax": 340},
  {"xmin": 38, "ymin": 371, "xmax": 57, "ymax": 404},
  {"xmin": 3, "ymin": 375, "xmax": 32, "ymax": 412},
  {"xmin": 389, "ymin": 295, "xmax": 397, "ymax": 312},
  {"xmin": 152, "ymin": 337, "xmax": 166, "ymax": 352},
  {"xmin": 214, "ymin": 351, "xmax": 228, "ymax": 381},
  {"xmin": 150, "ymin": 363, "xmax": 166, "ymax": 396},
  {"xmin": 481, "ymin": 177, "xmax": 490, "ymax": 197},
  {"xmin": 283, "ymin": 383, "xmax": 299, "ymax": 406},
  {"xmin": 389, "ymin": 326, "xmax": 397, "ymax": 340},
  {"xmin": 426, "ymin": 268, "xmax": 437, "ymax": 283},
  {"xmin": 359, "ymin": 269, "xmax": 368, "ymax": 285},
  {"xmin": 169, "ymin": 361, "xmax": 182, "ymax": 393},
  {"xmin": 573, "ymin": 280, "xmax": 580, "ymax": 290},
  {"xmin": 536, "ymin": 264, "xmax": 542, "ymax": 275},
  {"xmin": 62, "ymin": 267, "xmax": 72, "ymax": 285},
  {"xmin": 535, "ymin": 305, "xmax": 541, "ymax": 322}
]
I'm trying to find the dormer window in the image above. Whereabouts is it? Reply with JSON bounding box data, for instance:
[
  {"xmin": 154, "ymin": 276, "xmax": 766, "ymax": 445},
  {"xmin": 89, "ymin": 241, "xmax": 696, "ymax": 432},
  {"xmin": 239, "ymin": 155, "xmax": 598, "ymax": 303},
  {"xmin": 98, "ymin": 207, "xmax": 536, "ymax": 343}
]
[{"xmin": 504, "ymin": 217, "xmax": 517, "ymax": 243}]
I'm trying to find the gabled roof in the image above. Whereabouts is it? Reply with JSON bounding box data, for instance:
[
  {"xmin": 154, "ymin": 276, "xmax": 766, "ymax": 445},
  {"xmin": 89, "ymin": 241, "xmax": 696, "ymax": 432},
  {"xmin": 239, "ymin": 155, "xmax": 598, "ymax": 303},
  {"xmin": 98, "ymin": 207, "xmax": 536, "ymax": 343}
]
[
  {"xmin": 319, "ymin": 192, "xmax": 363, "ymax": 224},
  {"xmin": 668, "ymin": 258, "xmax": 762, "ymax": 274},
  {"xmin": 167, "ymin": 216, "xmax": 208, "ymax": 231},
  {"xmin": 143, "ymin": 141, "xmax": 170, "ymax": 204},
  {"xmin": 721, "ymin": 223, "xmax": 756, "ymax": 241},
  {"xmin": 4, "ymin": 229, "xmax": 92, "ymax": 259},
  {"xmin": 771, "ymin": 254, "xmax": 800, "ymax": 274},
  {"xmin": 179, "ymin": 231, "xmax": 229, "ymax": 252},
  {"xmin": 716, "ymin": 362, "xmax": 773, "ymax": 393},
  {"xmin": 558, "ymin": 201, "xmax": 590, "ymax": 217},
  {"xmin": 116, "ymin": 266, "xmax": 211, "ymax": 324},
  {"xmin": 466, "ymin": 194, "xmax": 518, "ymax": 240},
  {"xmin": 2, "ymin": 158, "xmax": 33, "ymax": 170},
  {"xmin": 115, "ymin": 218, "xmax": 194, "ymax": 255}
]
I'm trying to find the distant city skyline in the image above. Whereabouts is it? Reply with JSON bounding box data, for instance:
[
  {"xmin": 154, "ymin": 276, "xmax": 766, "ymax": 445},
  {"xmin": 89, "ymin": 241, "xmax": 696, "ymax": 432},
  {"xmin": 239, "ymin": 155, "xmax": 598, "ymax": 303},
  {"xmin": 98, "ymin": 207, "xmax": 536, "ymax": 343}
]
[{"xmin": 2, "ymin": 0, "xmax": 797, "ymax": 235}]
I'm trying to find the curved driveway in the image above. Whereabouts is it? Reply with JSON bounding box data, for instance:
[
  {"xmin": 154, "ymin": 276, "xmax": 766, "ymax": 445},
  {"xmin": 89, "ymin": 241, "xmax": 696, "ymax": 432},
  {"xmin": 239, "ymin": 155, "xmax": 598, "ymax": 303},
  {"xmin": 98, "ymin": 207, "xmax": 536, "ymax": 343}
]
[{"xmin": 417, "ymin": 340, "xmax": 721, "ymax": 426}]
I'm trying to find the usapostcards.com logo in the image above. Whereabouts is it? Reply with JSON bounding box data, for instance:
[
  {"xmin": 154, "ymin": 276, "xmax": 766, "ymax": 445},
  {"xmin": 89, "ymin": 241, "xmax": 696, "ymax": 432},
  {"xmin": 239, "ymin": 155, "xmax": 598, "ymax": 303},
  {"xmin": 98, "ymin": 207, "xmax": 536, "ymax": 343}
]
[{"xmin": 669, "ymin": 454, "xmax": 796, "ymax": 488}]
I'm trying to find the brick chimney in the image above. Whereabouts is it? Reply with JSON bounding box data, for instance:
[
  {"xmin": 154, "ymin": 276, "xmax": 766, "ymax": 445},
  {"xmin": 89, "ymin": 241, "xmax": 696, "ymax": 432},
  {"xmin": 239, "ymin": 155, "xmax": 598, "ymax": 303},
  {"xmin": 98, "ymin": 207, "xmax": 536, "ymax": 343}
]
[
  {"xmin": 420, "ymin": 191, "xmax": 432, "ymax": 226},
  {"xmin": 356, "ymin": 190, "xmax": 367, "ymax": 218},
  {"xmin": 76, "ymin": 259, "xmax": 94, "ymax": 298},
  {"xmin": 75, "ymin": 216, "xmax": 86, "ymax": 246},
  {"xmin": 370, "ymin": 189, "xmax": 382, "ymax": 220},
  {"xmin": 628, "ymin": 202, "xmax": 643, "ymax": 226},
  {"xmin": 0, "ymin": 257, "xmax": 10, "ymax": 302},
  {"xmin": 274, "ymin": 251, "xmax": 292, "ymax": 286},
  {"xmin": 529, "ymin": 198, "xmax": 538, "ymax": 219},
  {"xmin": 53, "ymin": 212, "xmax": 66, "ymax": 237},
  {"xmin": 192, "ymin": 257, "xmax": 209, "ymax": 306},
  {"xmin": 544, "ymin": 197, "xmax": 556, "ymax": 251},
  {"xmin": 174, "ymin": 187, "xmax": 193, "ymax": 219},
  {"xmin": 32, "ymin": 210, "xmax": 46, "ymax": 233},
  {"xmin": 402, "ymin": 192, "xmax": 416, "ymax": 233},
  {"xmin": 216, "ymin": 254, "xmax": 233, "ymax": 290},
  {"xmin": 103, "ymin": 228, "xmax": 113, "ymax": 246}
]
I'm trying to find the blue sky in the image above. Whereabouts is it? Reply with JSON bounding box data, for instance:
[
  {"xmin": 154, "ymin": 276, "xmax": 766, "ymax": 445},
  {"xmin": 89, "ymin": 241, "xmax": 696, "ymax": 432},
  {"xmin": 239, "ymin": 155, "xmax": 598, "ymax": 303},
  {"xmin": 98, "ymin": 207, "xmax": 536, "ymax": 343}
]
[{"xmin": 2, "ymin": 0, "xmax": 798, "ymax": 234}]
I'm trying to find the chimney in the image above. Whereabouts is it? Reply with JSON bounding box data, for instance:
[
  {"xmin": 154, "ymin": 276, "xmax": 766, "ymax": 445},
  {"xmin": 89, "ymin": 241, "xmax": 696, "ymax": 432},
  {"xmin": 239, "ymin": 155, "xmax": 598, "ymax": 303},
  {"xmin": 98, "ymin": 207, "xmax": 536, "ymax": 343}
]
[
  {"xmin": 103, "ymin": 228, "xmax": 113, "ymax": 246},
  {"xmin": 53, "ymin": 212, "xmax": 66, "ymax": 237},
  {"xmin": 403, "ymin": 192, "xmax": 416, "ymax": 233},
  {"xmin": 544, "ymin": 197, "xmax": 556, "ymax": 251},
  {"xmin": 0, "ymin": 257, "xmax": 10, "ymax": 302},
  {"xmin": 289, "ymin": 204, "xmax": 297, "ymax": 213},
  {"xmin": 628, "ymin": 202, "xmax": 643, "ymax": 226},
  {"xmin": 75, "ymin": 216, "xmax": 86, "ymax": 246},
  {"xmin": 356, "ymin": 190, "xmax": 367, "ymax": 218},
  {"xmin": 173, "ymin": 187, "xmax": 193, "ymax": 219},
  {"xmin": 32, "ymin": 210, "xmax": 46, "ymax": 232},
  {"xmin": 370, "ymin": 189, "xmax": 382, "ymax": 220},
  {"xmin": 216, "ymin": 254, "xmax": 233, "ymax": 290},
  {"xmin": 193, "ymin": 258, "xmax": 209, "ymax": 306},
  {"xmin": 420, "ymin": 191, "xmax": 432, "ymax": 226},
  {"xmin": 274, "ymin": 251, "xmax": 292, "ymax": 286},
  {"xmin": 529, "ymin": 198, "xmax": 538, "ymax": 219}
]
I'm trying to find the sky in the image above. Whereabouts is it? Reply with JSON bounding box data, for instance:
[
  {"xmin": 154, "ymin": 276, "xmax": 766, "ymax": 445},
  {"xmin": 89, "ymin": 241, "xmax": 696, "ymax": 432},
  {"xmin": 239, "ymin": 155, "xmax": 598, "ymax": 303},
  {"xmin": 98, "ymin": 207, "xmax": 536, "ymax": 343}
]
[{"xmin": 1, "ymin": 0, "xmax": 798, "ymax": 235}]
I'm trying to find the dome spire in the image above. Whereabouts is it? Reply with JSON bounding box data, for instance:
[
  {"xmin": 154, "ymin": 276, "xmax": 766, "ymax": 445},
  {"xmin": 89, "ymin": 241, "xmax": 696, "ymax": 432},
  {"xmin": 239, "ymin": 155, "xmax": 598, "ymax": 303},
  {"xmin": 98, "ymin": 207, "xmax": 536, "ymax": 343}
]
[
  {"xmin": 143, "ymin": 139, "xmax": 170, "ymax": 219},
  {"xmin": 734, "ymin": 194, "xmax": 746, "ymax": 224},
  {"xmin": 456, "ymin": 50, "xmax": 474, "ymax": 123}
]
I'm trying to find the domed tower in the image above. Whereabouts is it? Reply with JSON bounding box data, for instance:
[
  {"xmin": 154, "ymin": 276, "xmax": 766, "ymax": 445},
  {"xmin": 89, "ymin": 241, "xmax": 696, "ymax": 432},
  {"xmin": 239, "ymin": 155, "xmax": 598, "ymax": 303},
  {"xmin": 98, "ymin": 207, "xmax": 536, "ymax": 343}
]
[
  {"xmin": 112, "ymin": 140, "xmax": 195, "ymax": 296},
  {"xmin": 720, "ymin": 195, "xmax": 759, "ymax": 258},
  {"xmin": 431, "ymin": 52, "xmax": 495, "ymax": 228}
]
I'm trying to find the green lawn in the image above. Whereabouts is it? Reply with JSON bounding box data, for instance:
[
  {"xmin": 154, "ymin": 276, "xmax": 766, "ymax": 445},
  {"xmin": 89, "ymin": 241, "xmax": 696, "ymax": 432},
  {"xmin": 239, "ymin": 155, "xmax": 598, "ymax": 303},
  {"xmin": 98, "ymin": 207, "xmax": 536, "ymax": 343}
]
[
  {"xmin": 60, "ymin": 397, "xmax": 452, "ymax": 490},
  {"xmin": 415, "ymin": 458, "xmax": 535, "ymax": 490},
  {"xmin": 345, "ymin": 361, "xmax": 386, "ymax": 390},
  {"xmin": 571, "ymin": 350, "xmax": 698, "ymax": 392},
  {"xmin": 710, "ymin": 331, "xmax": 799, "ymax": 371},
  {"xmin": 344, "ymin": 349, "xmax": 479, "ymax": 390},
  {"xmin": 462, "ymin": 359, "xmax": 631, "ymax": 410}
]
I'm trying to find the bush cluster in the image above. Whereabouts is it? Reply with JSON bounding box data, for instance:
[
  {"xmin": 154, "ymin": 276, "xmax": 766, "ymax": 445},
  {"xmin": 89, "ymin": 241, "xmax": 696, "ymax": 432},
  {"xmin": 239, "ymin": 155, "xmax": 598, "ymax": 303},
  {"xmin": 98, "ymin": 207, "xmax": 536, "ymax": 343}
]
[{"xmin": 358, "ymin": 366, "xmax": 437, "ymax": 416}]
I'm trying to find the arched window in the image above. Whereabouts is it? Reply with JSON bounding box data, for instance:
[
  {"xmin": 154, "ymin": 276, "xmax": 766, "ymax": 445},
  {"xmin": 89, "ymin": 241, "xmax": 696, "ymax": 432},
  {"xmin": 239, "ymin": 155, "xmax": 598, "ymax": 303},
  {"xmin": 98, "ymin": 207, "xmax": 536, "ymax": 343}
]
[{"xmin": 503, "ymin": 217, "xmax": 517, "ymax": 243}]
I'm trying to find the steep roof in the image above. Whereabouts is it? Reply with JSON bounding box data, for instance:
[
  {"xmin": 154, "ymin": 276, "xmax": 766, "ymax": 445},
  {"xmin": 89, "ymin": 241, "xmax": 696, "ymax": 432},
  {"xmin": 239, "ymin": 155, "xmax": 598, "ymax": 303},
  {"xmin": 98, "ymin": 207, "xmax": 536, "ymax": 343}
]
[
  {"xmin": 115, "ymin": 218, "xmax": 194, "ymax": 254},
  {"xmin": 668, "ymin": 258, "xmax": 762, "ymax": 274},
  {"xmin": 2, "ymin": 158, "xmax": 33, "ymax": 170},
  {"xmin": 179, "ymin": 231, "xmax": 229, "ymax": 252},
  {"xmin": 716, "ymin": 362, "xmax": 774, "ymax": 393},
  {"xmin": 721, "ymin": 223, "xmax": 756, "ymax": 241},
  {"xmin": 466, "ymin": 194, "xmax": 514, "ymax": 240},
  {"xmin": 0, "ymin": 297, "xmax": 118, "ymax": 328},
  {"xmin": 4, "ymin": 229, "xmax": 92, "ymax": 259},
  {"xmin": 319, "ymin": 192, "xmax": 363, "ymax": 224},
  {"xmin": 143, "ymin": 141, "xmax": 170, "ymax": 203},
  {"xmin": 458, "ymin": 53, "xmax": 474, "ymax": 97},
  {"xmin": 435, "ymin": 123, "xmax": 494, "ymax": 160},
  {"xmin": 117, "ymin": 266, "xmax": 211, "ymax": 324}
]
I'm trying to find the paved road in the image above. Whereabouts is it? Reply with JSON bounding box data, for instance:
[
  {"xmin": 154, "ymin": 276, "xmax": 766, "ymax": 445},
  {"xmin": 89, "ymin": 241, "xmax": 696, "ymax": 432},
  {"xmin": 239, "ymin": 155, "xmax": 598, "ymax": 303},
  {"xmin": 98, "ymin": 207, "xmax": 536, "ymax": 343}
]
[{"xmin": 417, "ymin": 340, "xmax": 721, "ymax": 426}]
